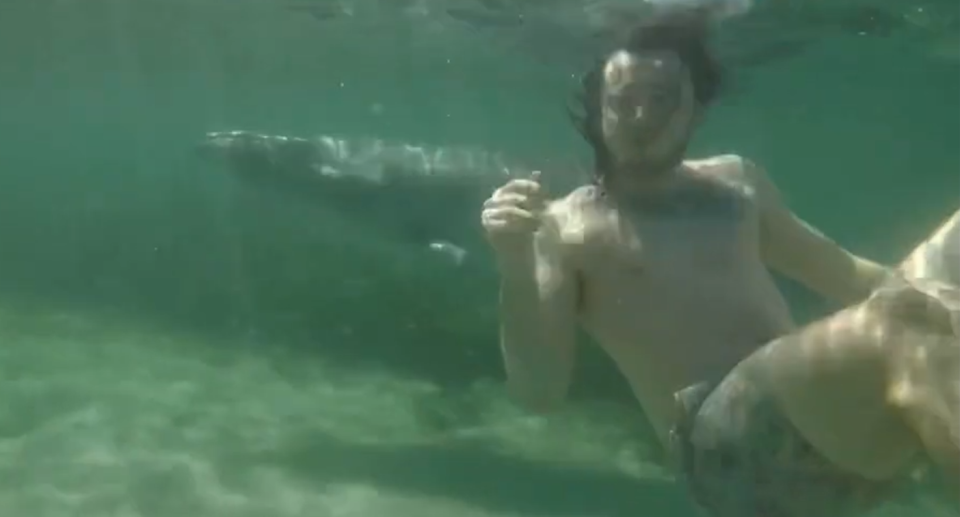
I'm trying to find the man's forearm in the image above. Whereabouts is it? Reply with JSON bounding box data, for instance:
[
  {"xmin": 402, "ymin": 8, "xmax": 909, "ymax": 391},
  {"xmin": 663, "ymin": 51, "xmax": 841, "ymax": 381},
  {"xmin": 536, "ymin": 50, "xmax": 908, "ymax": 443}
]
[{"xmin": 497, "ymin": 261, "xmax": 571, "ymax": 412}]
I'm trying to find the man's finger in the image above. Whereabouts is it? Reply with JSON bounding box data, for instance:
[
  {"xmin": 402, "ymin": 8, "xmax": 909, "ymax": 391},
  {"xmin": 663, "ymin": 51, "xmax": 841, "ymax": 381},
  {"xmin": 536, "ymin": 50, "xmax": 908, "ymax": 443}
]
[
  {"xmin": 497, "ymin": 179, "xmax": 541, "ymax": 197},
  {"xmin": 485, "ymin": 193, "xmax": 534, "ymax": 210},
  {"xmin": 484, "ymin": 205, "xmax": 536, "ymax": 223},
  {"xmin": 484, "ymin": 217, "xmax": 540, "ymax": 235}
]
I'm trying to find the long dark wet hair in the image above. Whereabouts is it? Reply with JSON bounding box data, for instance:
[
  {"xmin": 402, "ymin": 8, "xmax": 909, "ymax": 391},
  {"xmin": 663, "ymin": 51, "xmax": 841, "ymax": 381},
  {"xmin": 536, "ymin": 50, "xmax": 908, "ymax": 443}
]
[{"xmin": 568, "ymin": 6, "xmax": 725, "ymax": 184}]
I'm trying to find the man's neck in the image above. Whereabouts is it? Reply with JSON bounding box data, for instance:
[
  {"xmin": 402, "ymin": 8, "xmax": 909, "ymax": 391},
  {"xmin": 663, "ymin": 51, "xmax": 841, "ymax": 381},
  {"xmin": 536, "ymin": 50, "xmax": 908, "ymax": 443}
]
[{"xmin": 605, "ymin": 160, "xmax": 686, "ymax": 198}]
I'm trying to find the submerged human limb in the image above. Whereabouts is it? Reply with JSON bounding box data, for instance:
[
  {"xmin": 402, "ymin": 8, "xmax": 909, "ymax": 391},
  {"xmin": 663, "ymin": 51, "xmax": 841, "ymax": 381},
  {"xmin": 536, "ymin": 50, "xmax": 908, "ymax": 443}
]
[
  {"xmin": 888, "ymin": 207, "xmax": 960, "ymax": 480},
  {"xmin": 671, "ymin": 211, "xmax": 960, "ymax": 516},
  {"xmin": 672, "ymin": 277, "xmax": 958, "ymax": 517},
  {"xmin": 899, "ymin": 208, "xmax": 959, "ymax": 285}
]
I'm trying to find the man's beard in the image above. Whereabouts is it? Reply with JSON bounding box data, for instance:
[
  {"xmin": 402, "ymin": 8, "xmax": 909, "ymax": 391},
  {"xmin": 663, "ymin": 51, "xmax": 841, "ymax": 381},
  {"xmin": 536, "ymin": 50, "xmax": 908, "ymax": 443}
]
[{"xmin": 625, "ymin": 139, "xmax": 689, "ymax": 175}]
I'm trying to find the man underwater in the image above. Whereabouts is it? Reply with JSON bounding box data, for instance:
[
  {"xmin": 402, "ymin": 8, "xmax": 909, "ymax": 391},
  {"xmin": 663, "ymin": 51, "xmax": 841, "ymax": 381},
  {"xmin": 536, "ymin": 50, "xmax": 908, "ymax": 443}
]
[
  {"xmin": 481, "ymin": 6, "xmax": 888, "ymax": 448},
  {"xmin": 480, "ymin": 7, "xmax": 958, "ymax": 516}
]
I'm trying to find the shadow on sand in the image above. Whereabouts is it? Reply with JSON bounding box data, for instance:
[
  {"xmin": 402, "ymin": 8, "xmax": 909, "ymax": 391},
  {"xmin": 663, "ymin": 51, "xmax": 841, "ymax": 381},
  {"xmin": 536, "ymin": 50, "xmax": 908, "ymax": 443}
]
[{"xmin": 252, "ymin": 428, "xmax": 698, "ymax": 517}]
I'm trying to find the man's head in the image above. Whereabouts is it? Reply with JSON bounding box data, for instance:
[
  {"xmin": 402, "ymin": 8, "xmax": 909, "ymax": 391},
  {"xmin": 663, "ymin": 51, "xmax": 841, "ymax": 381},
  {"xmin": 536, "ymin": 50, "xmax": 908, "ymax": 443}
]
[{"xmin": 570, "ymin": 7, "xmax": 723, "ymax": 182}]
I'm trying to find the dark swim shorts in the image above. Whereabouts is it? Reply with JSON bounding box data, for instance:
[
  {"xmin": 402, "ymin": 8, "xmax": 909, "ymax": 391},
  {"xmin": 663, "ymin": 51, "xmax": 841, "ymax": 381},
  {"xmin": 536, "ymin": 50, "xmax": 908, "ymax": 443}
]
[{"xmin": 669, "ymin": 377, "xmax": 903, "ymax": 517}]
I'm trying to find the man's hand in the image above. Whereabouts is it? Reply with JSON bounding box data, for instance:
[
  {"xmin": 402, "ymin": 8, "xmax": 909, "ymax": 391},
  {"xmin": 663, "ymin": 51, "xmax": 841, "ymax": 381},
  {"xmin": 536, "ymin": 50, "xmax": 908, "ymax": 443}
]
[{"xmin": 481, "ymin": 171, "xmax": 547, "ymax": 257}]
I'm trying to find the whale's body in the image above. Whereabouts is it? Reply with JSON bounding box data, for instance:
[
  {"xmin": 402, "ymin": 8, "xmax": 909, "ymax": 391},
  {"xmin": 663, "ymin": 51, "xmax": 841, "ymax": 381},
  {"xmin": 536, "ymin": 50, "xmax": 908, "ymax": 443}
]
[{"xmin": 197, "ymin": 130, "xmax": 586, "ymax": 261}]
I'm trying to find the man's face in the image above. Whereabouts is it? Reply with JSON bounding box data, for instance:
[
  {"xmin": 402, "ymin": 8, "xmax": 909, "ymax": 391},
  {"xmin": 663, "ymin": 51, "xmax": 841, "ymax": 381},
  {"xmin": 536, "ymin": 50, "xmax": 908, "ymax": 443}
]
[{"xmin": 600, "ymin": 49, "xmax": 697, "ymax": 171}]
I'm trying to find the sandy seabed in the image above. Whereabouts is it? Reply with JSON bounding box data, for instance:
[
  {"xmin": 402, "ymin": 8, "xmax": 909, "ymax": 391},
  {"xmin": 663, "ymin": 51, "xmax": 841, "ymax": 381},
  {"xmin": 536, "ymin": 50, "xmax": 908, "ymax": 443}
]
[
  {"xmin": 0, "ymin": 300, "xmax": 953, "ymax": 517},
  {"xmin": 0, "ymin": 300, "xmax": 693, "ymax": 517}
]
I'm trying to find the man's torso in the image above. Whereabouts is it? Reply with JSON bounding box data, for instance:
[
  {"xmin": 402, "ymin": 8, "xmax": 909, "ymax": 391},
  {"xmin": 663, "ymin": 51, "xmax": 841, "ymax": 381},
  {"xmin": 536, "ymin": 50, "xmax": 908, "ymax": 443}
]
[{"xmin": 554, "ymin": 154, "xmax": 795, "ymax": 440}]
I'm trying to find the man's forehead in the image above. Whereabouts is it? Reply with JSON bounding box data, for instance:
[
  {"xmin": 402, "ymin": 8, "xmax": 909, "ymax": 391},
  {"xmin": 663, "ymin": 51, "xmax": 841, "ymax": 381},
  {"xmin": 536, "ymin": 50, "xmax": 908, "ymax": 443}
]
[{"xmin": 604, "ymin": 50, "xmax": 683, "ymax": 85}]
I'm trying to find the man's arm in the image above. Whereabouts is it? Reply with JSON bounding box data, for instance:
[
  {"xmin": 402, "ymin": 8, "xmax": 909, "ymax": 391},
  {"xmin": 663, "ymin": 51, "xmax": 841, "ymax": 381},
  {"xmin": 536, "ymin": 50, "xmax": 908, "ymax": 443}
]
[
  {"xmin": 744, "ymin": 158, "xmax": 891, "ymax": 304},
  {"xmin": 497, "ymin": 203, "xmax": 579, "ymax": 413}
]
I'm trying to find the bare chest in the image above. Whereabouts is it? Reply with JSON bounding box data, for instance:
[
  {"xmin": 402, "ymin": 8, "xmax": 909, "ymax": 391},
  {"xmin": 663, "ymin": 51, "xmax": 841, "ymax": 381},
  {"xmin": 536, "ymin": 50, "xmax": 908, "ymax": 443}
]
[
  {"xmin": 580, "ymin": 177, "xmax": 760, "ymax": 284},
  {"xmin": 572, "ymin": 178, "xmax": 791, "ymax": 368}
]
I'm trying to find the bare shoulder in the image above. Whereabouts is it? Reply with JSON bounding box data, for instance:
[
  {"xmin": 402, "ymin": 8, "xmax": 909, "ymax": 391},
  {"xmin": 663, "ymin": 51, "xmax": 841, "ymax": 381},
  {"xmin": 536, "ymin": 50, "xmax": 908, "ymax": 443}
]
[
  {"xmin": 685, "ymin": 153, "xmax": 745, "ymax": 172},
  {"xmin": 686, "ymin": 154, "xmax": 760, "ymax": 184},
  {"xmin": 547, "ymin": 185, "xmax": 603, "ymax": 214},
  {"xmin": 542, "ymin": 185, "xmax": 606, "ymax": 248},
  {"xmin": 686, "ymin": 154, "xmax": 776, "ymax": 203}
]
